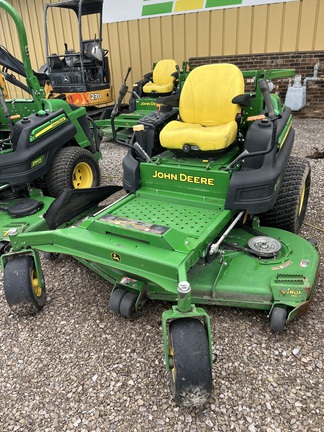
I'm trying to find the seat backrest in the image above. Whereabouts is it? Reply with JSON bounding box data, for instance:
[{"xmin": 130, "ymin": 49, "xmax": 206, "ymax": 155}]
[
  {"xmin": 179, "ymin": 63, "xmax": 244, "ymax": 126},
  {"xmin": 152, "ymin": 59, "xmax": 178, "ymax": 85}
]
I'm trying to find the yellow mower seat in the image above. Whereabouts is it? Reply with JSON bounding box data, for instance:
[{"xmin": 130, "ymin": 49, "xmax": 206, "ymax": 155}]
[
  {"xmin": 143, "ymin": 59, "xmax": 178, "ymax": 94},
  {"xmin": 160, "ymin": 63, "xmax": 244, "ymax": 151}
]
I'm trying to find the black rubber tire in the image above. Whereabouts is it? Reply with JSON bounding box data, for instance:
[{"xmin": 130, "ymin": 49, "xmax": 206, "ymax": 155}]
[
  {"xmin": 169, "ymin": 318, "xmax": 212, "ymax": 407},
  {"xmin": 0, "ymin": 241, "xmax": 10, "ymax": 256},
  {"xmin": 119, "ymin": 291, "xmax": 138, "ymax": 318},
  {"xmin": 269, "ymin": 306, "xmax": 288, "ymax": 333},
  {"xmin": 108, "ymin": 287, "xmax": 127, "ymax": 313},
  {"xmin": 45, "ymin": 147, "xmax": 101, "ymax": 197},
  {"xmin": 3, "ymin": 256, "xmax": 46, "ymax": 316},
  {"xmin": 260, "ymin": 156, "xmax": 310, "ymax": 234},
  {"xmin": 43, "ymin": 252, "xmax": 60, "ymax": 261}
]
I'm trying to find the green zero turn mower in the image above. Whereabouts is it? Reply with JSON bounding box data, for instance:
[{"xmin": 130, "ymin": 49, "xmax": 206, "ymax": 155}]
[
  {"xmin": 0, "ymin": 63, "xmax": 319, "ymax": 407},
  {"xmin": 95, "ymin": 60, "xmax": 191, "ymax": 142},
  {"xmin": 0, "ymin": 0, "xmax": 102, "ymax": 203}
]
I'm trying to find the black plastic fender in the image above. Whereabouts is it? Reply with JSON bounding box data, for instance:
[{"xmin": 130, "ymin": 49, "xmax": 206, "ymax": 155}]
[
  {"xmin": 0, "ymin": 109, "xmax": 77, "ymax": 185},
  {"xmin": 225, "ymin": 108, "xmax": 294, "ymax": 214}
]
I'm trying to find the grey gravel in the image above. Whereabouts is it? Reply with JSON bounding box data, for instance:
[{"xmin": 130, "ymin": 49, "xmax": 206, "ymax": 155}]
[{"xmin": 0, "ymin": 118, "xmax": 323, "ymax": 431}]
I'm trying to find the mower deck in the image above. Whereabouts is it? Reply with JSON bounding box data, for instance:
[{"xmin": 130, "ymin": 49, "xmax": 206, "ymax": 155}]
[{"xmin": 3, "ymin": 151, "xmax": 319, "ymax": 321}]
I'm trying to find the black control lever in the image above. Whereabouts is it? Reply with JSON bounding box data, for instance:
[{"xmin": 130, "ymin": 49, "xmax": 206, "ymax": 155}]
[
  {"xmin": 258, "ymin": 79, "xmax": 276, "ymax": 119},
  {"xmin": 111, "ymin": 67, "xmax": 131, "ymax": 120}
]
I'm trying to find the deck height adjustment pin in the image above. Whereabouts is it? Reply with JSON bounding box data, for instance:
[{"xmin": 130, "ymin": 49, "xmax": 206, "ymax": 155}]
[{"xmin": 177, "ymin": 281, "xmax": 192, "ymax": 313}]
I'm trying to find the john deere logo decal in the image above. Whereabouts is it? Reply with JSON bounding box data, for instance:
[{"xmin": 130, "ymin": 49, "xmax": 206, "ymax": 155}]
[
  {"xmin": 31, "ymin": 155, "xmax": 44, "ymax": 168},
  {"xmin": 111, "ymin": 252, "xmax": 121, "ymax": 262}
]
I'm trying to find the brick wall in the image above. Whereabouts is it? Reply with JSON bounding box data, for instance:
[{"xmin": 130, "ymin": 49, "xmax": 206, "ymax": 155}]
[{"xmin": 189, "ymin": 52, "xmax": 324, "ymax": 119}]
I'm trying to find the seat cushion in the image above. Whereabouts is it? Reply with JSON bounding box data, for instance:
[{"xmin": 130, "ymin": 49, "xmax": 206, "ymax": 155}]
[
  {"xmin": 143, "ymin": 80, "xmax": 175, "ymax": 94},
  {"xmin": 160, "ymin": 63, "xmax": 244, "ymax": 151},
  {"xmin": 160, "ymin": 119, "xmax": 238, "ymax": 151},
  {"xmin": 143, "ymin": 59, "xmax": 178, "ymax": 94},
  {"xmin": 180, "ymin": 64, "xmax": 244, "ymax": 126}
]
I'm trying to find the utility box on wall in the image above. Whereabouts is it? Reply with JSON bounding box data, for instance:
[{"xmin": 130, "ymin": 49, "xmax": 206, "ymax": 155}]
[{"xmin": 285, "ymin": 76, "xmax": 307, "ymax": 111}]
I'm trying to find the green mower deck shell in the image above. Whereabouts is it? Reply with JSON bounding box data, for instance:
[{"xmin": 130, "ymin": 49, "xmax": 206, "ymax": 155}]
[
  {"xmin": 0, "ymin": 189, "xmax": 54, "ymax": 240},
  {"xmin": 4, "ymin": 150, "xmax": 319, "ymax": 320}
]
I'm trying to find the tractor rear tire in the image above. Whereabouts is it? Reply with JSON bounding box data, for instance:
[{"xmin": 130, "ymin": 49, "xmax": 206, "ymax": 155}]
[
  {"xmin": 3, "ymin": 256, "xmax": 46, "ymax": 316},
  {"xmin": 169, "ymin": 318, "xmax": 212, "ymax": 407},
  {"xmin": 260, "ymin": 156, "xmax": 310, "ymax": 234},
  {"xmin": 45, "ymin": 147, "xmax": 100, "ymax": 197}
]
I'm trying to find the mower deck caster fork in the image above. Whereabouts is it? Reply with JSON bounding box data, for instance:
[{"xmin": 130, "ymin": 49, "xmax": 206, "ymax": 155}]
[{"xmin": 162, "ymin": 281, "xmax": 213, "ymax": 406}]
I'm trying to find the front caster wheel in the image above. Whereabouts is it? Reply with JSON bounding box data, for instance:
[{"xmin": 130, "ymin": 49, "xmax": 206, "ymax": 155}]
[
  {"xmin": 3, "ymin": 256, "xmax": 46, "ymax": 316},
  {"xmin": 119, "ymin": 291, "xmax": 138, "ymax": 318},
  {"xmin": 43, "ymin": 252, "xmax": 60, "ymax": 261},
  {"xmin": 108, "ymin": 288, "xmax": 138, "ymax": 318},
  {"xmin": 269, "ymin": 306, "xmax": 288, "ymax": 332},
  {"xmin": 169, "ymin": 318, "xmax": 212, "ymax": 407}
]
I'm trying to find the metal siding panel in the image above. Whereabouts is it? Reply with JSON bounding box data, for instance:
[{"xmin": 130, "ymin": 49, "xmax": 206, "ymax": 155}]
[
  {"xmin": 160, "ymin": 15, "xmax": 174, "ymax": 60},
  {"xmin": 237, "ymin": 6, "xmax": 252, "ymax": 55},
  {"xmin": 223, "ymin": 8, "xmax": 237, "ymax": 55},
  {"xmin": 172, "ymin": 13, "xmax": 185, "ymax": 64},
  {"xmin": 149, "ymin": 17, "xmax": 163, "ymax": 62},
  {"xmin": 266, "ymin": 3, "xmax": 283, "ymax": 53},
  {"xmin": 281, "ymin": 1, "xmax": 300, "ymax": 52},
  {"xmin": 251, "ymin": 5, "xmax": 267, "ymax": 54},
  {"xmin": 197, "ymin": 11, "xmax": 210, "ymax": 57},
  {"xmin": 2, "ymin": 0, "xmax": 24, "ymax": 98},
  {"xmin": 1, "ymin": 0, "xmax": 319, "ymax": 107},
  {"xmin": 184, "ymin": 12, "xmax": 197, "ymax": 58},
  {"xmin": 102, "ymin": 23, "xmax": 116, "ymax": 95},
  {"xmin": 139, "ymin": 19, "xmax": 153, "ymax": 74},
  {"xmin": 0, "ymin": 10, "xmax": 13, "ymax": 97},
  {"xmin": 107, "ymin": 22, "xmax": 123, "ymax": 93},
  {"xmin": 314, "ymin": 0, "xmax": 324, "ymax": 51},
  {"xmin": 34, "ymin": 0, "xmax": 48, "ymax": 68},
  {"xmin": 127, "ymin": 20, "xmax": 143, "ymax": 83},
  {"xmin": 3, "ymin": 0, "xmax": 21, "ymax": 60},
  {"xmin": 22, "ymin": 1, "xmax": 43, "ymax": 71},
  {"xmin": 118, "ymin": 21, "xmax": 132, "ymax": 81},
  {"xmin": 210, "ymin": 9, "xmax": 223, "ymax": 56},
  {"xmin": 298, "ymin": 0, "xmax": 317, "ymax": 51}
]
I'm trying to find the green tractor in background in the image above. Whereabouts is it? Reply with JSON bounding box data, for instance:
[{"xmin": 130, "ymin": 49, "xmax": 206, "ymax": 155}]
[
  {"xmin": 95, "ymin": 59, "xmax": 191, "ymax": 142},
  {"xmin": 0, "ymin": 0, "xmax": 101, "ymax": 204}
]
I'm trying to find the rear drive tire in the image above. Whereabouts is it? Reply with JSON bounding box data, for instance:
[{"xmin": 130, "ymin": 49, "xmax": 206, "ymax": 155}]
[
  {"xmin": 260, "ymin": 156, "xmax": 310, "ymax": 234},
  {"xmin": 45, "ymin": 147, "xmax": 100, "ymax": 197}
]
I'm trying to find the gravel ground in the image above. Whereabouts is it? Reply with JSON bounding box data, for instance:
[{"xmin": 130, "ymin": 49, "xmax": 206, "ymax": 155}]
[{"xmin": 0, "ymin": 118, "xmax": 323, "ymax": 432}]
